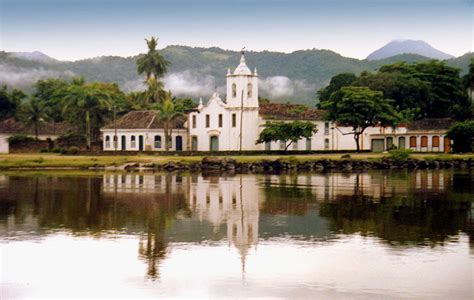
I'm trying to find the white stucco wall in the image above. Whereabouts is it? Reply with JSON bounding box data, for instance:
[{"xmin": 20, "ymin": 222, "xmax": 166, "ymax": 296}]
[
  {"xmin": 0, "ymin": 134, "xmax": 61, "ymax": 153},
  {"xmin": 101, "ymin": 129, "xmax": 188, "ymax": 151}
]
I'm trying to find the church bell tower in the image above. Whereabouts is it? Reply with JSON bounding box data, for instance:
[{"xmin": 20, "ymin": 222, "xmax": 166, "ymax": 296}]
[{"xmin": 226, "ymin": 49, "xmax": 259, "ymax": 108}]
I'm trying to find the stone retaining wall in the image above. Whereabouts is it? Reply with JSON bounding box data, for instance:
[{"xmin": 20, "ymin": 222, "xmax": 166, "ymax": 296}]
[{"xmin": 109, "ymin": 157, "xmax": 473, "ymax": 173}]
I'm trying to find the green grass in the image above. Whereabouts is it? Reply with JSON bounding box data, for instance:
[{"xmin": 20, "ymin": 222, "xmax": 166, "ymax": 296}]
[{"xmin": 0, "ymin": 153, "xmax": 472, "ymax": 169}]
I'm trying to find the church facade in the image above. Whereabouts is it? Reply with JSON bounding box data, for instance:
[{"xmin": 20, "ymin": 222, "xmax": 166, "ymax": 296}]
[{"xmin": 101, "ymin": 52, "xmax": 452, "ymax": 153}]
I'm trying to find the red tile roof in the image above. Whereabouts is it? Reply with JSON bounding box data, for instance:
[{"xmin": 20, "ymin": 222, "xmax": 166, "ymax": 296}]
[
  {"xmin": 259, "ymin": 103, "xmax": 326, "ymax": 121},
  {"xmin": 102, "ymin": 111, "xmax": 186, "ymax": 129},
  {"xmin": 0, "ymin": 118, "xmax": 72, "ymax": 135}
]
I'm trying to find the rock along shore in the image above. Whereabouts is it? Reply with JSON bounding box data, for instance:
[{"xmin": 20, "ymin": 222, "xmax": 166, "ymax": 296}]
[{"xmin": 102, "ymin": 156, "xmax": 473, "ymax": 173}]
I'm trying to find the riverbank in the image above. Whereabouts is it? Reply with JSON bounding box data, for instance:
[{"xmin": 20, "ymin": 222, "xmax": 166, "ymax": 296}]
[{"xmin": 0, "ymin": 153, "xmax": 472, "ymax": 172}]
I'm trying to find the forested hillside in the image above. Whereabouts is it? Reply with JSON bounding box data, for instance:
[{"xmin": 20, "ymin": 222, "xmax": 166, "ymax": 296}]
[{"xmin": 0, "ymin": 46, "xmax": 471, "ymax": 105}]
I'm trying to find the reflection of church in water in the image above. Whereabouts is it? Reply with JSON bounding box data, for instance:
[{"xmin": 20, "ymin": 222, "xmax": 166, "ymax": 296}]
[
  {"xmin": 102, "ymin": 174, "xmax": 261, "ymax": 265},
  {"xmin": 102, "ymin": 170, "xmax": 458, "ymax": 276}
]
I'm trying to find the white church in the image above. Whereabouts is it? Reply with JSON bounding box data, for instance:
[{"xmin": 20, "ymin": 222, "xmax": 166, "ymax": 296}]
[{"xmin": 100, "ymin": 51, "xmax": 452, "ymax": 153}]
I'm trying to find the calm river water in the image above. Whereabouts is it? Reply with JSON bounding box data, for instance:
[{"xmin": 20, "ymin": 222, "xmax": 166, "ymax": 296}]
[{"xmin": 0, "ymin": 170, "xmax": 472, "ymax": 299}]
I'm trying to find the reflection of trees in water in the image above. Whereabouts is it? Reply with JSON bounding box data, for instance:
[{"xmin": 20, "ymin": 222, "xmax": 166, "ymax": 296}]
[
  {"xmin": 318, "ymin": 174, "xmax": 472, "ymax": 247},
  {"xmin": 0, "ymin": 174, "xmax": 189, "ymax": 280},
  {"xmin": 261, "ymin": 175, "xmax": 316, "ymax": 216}
]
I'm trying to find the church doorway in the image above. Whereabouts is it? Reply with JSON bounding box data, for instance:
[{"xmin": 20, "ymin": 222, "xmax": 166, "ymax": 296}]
[{"xmin": 210, "ymin": 136, "xmax": 219, "ymax": 151}]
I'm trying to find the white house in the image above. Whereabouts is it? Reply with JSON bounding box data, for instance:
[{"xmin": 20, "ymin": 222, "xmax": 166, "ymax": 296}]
[
  {"xmin": 101, "ymin": 111, "xmax": 187, "ymax": 151},
  {"xmin": 101, "ymin": 51, "xmax": 452, "ymax": 152}
]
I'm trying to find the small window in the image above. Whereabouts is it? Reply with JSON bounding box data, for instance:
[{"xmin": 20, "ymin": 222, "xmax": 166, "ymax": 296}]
[
  {"xmin": 409, "ymin": 136, "xmax": 417, "ymax": 148},
  {"xmin": 247, "ymin": 83, "xmax": 252, "ymax": 98},
  {"xmin": 324, "ymin": 122, "xmax": 330, "ymax": 135},
  {"xmin": 432, "ymin": 136, "xmax": 440, "ymax": 147},
  {"xmin": 324, "ymin": 138, "xmax": 329, "ymax": 150},
  {"xmin": 232, "ymin": 83, "xmax": 237, "ymax": 98},
  {"xmin": 131, "ymin": 135, "xmax": 136, "ymax": 148},
  {"xmin": 192, "ymin": 115, "xmax": 196, "ymax": 128},
  {"xmin": 218, "ymin": 114, "xmax": 223, "ymax": 127},
  {"xmin": 205, "ymin": 114, "xmax": 210, "ymax": 128},
  {"xmin": 154, "ymin": 135, "xmax": 162, "ymax": 148},
  {"xmin": 387, "ymin": 137, "xmax": 393, "ymax": 150},
  {"xmin": 421, "ymin": 136, "xmax": 428, "ymax": 147},
  {"xmin": 105, "ymin": 135, "xmax": 111, "ymax": 148},
  {"xmin": 232, "ymin": 114, "xmax": 236, "ymax": 127}
]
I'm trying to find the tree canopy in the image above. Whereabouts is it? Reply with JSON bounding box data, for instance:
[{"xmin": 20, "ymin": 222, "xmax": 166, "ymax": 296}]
[
  {"xmin": 318, "ymin": 61, "xmax": 471, "ymax": 121},
  {"xmin": 446, "ymin": 121, "xmax": 474, "ymax": 153},
  {"xmin": 256, "ymin": 121, "xmax": 317, "ymax": 151},
  {"xmin": 322, "ymin": 86, "xmax": 400, "ymax": 151}
]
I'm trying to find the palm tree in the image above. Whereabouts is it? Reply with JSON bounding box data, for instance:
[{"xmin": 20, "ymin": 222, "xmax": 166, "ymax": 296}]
[
  {"xmin": 152, "ymin": 91, "xmax": 184, "ymax": 151},
  {"xmin": 63, "ymin": 82, "xmax": 112, "ymax": 149},
  {"xmin": 145, "ymin": 76, "xmax": 166, "ymax": 105},
  {"xmin": 21, "ymin": 98, "xmax": 49, "ymax": 140},
  {"xmin": 137, "ymin": 37, "xmax": 170, "ymax": 80}
]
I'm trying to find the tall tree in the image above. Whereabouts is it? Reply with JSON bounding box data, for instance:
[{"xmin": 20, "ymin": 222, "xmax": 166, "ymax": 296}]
[
  {"xmin": 256, "ymin": 121, "xmax": 317, "ymax": 151},
  {"xmin": 62, "ymin": 81, "xmax": 113, "ymax": 149},
  {"xmin": 151, "ymin": 91, "xmax": 184, "ymax": 151},
  {"xmin": 317, "ymin": 73, "xmax": 356, "ymax": 107},
  {"xmin": 0, "ymin": 85, "xmax": 26, "ymax": 120},
  {"xmin": 322, "ymin": 86, "xmax": 399, "ymax": 152},
  {"xmin": 137, "ymin": 37, "xmax": 170, "ymax": 80},
  {"xmin": 144, "ymin": 76, "xmax": 166, "ymax": 105},
  {"xmin": 32, "ymin": 78, "xmax": 70, "ymax": 122},
  {"xmin": 20, "ymin": 98, "xmax": 49, "ymax": 140},
  {"xmin": 379, "ymin": 61, "xmax": 470, "ymax": 119},
  {"xmin": 463, "ymin": 58, "xmax": 474, "ymax": 101}
]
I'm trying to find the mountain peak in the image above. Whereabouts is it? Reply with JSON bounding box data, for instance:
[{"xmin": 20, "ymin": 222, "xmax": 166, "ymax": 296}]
[{"xmin": 366, "ymin": 39, "xmax": 454, "ymax": 61}]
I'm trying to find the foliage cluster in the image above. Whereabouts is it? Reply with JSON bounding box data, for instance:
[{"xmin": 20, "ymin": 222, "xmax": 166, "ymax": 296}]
[
  {"xmin": 388, "ymin": 149, "xmax": 412, "ymax": 162},
  {"xmin": 447, "ymin": 121, "xmax": 474, "ymax": 153},
  {"xmin": 318, "ymin": 60, "xmax": 472, "ymax": 121},
  {"xmin": 256, "ymin": 121, "xmax": 317, "ymax": 150}
]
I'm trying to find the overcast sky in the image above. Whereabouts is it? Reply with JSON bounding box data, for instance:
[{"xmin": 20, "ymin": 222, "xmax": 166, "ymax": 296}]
[{"xmin": 0, "ymin": 0, "xmax": 472, "ymax": 61}]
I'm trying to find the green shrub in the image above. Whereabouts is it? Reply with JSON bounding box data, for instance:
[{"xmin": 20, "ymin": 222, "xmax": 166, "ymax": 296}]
[
  {"xmin": 56, "ymin": 132, "xmax": 86, "ymax": 148},
  {"xmin": 388, "ymin": 149, "xmax": 412, "ymax": 162},
  {"xmin": 8, "ymin": 134, "xmax": 35, "ymax": 144},
  {"xmin": 341, "ymin": 154, "xmax": 351, "ymax": 159},
  {"xmin": 67, "ymin": 146, "xmax": 79, "ymax": 155},
  {"xmin": 39, "ymin": 148, "xmax": 49, "ymax": 153},
  {"xmin": 447, "ymin": 121, "xmax": 474, "ymax": 153},
  {"xmin": 51, "ymin": 147, "xmax": 66, "ymax": 154}
]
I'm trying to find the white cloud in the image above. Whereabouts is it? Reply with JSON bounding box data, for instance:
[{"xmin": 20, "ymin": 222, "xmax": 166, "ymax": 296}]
[
  {"xmin": 0, "ymin": 64, "xmax": 74, "ymax": 88},
  {"xmin": 259, "ymin": 76, "xmax": 314, "ymax": 99},
  {"xmin": 124, "ymin": 70, "xmax": 224, "ymax": 98}
]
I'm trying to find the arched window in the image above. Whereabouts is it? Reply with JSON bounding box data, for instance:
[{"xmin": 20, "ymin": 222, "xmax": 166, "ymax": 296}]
[
  {"xmin": 247, "ymin": 83, "xmax": 252, "ymax": 98},
  {"xmin": 432, "ymin": 136, "xmax": 440, "ymax": 147},
  {"xmin": 421, "ymin": 136, "xmax": 428, "ymax": 147},
  {"xmin": 105, "ymin": 135, "xmax": 111, "ymax": 148},
  {"xmin": 324, "ymin": 138, "xmax": 330, "ymax": 150},
  {"xmin": 232, "ymin": 83, "xmax": 237, "ymax": 98},
  {"xmin": 409, "ymin": 136, "xmax": 417, "ymax": 148},
  {"xmin": 131, "ymin": 135, "xmax": 136, "ymax": 148},
  {"xmin": 154, "ymin": 135, "xmax": 162, "ymax": 149}
]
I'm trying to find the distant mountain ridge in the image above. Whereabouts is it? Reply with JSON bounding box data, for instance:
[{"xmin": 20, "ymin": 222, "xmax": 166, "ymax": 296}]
[
  {"xmin": 11, "ymin": 51, "xmax": 58, "ymax": 63},
  {"xmin": 1, "ymin": 44, "xmax": 471, "ymax": 105},
  {"xmin": 367, "ymin": 40, "xmax": 454, "ymax": 61}
]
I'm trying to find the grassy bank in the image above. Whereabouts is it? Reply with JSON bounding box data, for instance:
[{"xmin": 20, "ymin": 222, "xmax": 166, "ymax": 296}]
[{"xmin": 0, "ymin": 153, "xmax": 472, "ymax": 169}]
